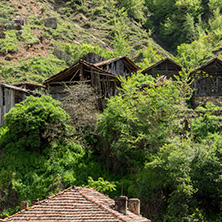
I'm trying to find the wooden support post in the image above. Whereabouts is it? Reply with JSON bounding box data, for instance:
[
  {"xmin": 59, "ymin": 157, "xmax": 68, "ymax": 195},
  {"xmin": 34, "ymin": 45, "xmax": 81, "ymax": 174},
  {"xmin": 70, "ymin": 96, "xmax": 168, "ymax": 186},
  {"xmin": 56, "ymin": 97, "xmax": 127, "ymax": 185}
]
[
  {"xmin": 90, "ymin": 69, "xmax": 93, "ymax": 87},
  {"xmin": 114, "ymin": 80, "xmax": 117, "ymax": 96},
  {"xmin": 5, "ymin": 88, "xmax": 10, "ymax": 113},
  {"xmin": 107, "ymin": 76, "xmax": 110, "ymax": 97},
  {"xmin": 102, "ymin": 77, "xmax": 106, "ymax": 98},
  {"xmin": 10, "ymin": 89, "xmax": 15, "ymax": 108},
  {"xmin": 97, "ymin": 73, "xmax": 101, "ymax": 95},
  {"xmin": 79, "ymin": 63, "xmax": 84, "ymax": 81}
]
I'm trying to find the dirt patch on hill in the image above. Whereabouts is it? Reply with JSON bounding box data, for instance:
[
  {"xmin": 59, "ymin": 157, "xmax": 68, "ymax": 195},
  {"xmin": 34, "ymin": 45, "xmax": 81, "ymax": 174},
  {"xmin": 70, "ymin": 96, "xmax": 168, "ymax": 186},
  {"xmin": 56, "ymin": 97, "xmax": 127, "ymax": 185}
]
[
  {"xmin": 0, "ymin": 1, "xmax": 54, "ymax": 63},
  {"xmin": 9, "ymin": 0, "xmax": 45, "ymax": 17}
]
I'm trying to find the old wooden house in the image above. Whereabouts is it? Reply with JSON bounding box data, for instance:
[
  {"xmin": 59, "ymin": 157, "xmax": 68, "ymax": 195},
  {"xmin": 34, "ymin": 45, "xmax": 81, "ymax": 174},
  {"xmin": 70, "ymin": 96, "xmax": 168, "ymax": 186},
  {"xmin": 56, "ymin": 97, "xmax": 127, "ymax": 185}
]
[
  {"xmin": 141, "ymin": 57, "xmax": 183, "ymax": 79},
  {"xmin": 94, "ymin": 56, "xmax": 141, "ymax": 78},
  {"xmin": 43, "ymin": 59, "xmax": 121, "ymax": 101},
  {"xmin": 0, "ymin": 83, "xmax": 41, "ymax": 126},
  {"xmin": 190, "ymin": 57, "xmax": 222, "ymax": 107}
]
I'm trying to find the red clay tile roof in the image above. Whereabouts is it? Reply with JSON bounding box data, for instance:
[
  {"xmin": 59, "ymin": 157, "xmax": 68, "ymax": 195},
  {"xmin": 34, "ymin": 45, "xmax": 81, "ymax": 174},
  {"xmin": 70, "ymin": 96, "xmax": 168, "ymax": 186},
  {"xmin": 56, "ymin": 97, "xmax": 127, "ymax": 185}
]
[{"xmin": 1, "ymin": 186, "xmax": 150, "ymax": 222}]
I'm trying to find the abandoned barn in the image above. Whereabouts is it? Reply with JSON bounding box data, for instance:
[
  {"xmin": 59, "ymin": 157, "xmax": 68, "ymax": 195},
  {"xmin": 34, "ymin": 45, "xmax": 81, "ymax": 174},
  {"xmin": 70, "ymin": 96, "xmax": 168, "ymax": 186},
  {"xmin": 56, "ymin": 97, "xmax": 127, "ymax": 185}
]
[
  {"xmin": 190, "ymin": 57, "xmax": 222, "ymax": 107},
  {"xmin": 94, "ymin": 56, "xmax": 141, "ymax": 78},
  {"xmin": 141, "ymin": 57, "xmax": 183, "ymax": 79},
  {"xmin": 43, "ymin": 59, "xmax": 121, "ymax": 101},
  {"xmin": 0, "ymin": 83, "xmax": 41, "ymax": 126}
]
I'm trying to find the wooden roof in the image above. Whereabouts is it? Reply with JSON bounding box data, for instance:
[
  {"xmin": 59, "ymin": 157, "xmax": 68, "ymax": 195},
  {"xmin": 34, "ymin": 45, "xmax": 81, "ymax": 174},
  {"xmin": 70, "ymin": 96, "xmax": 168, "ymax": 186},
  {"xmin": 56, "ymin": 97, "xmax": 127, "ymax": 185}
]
[
  {"xmin": 94, "ymin": 56, "xmax": 141, "ymax": 72},
  {"xmin": 190, "ymin": 57, "xmax": 222, "ymax": 76},
  {"xmin": 1, "ymin": 186, "xmax": 150, "ymax": 222},
  {"xmin": 12, "ymin": 82, "xmax": 46, "ymax": 89},
  {"xmin": 44, "ymin": 59, "xmax": 120, "ymax": 85},
  {"xmin": 141, "ymin": 57, "xmax": 183, "ymax": 74},
  {"xmin": 0, "ymin": 83, "xmax": 41, "ymax": 96}
]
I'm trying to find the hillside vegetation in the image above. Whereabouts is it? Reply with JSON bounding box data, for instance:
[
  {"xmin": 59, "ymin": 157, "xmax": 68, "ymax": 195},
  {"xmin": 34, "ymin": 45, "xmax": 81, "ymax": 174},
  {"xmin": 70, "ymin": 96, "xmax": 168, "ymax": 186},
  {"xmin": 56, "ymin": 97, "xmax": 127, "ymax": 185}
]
[
  {"xmin": 0, "ymin": 0, "xmax": 167, "ymax": 84},
  {"xmin": 1, "ymin": 0, "xmax": 222, "ymax": 222}
]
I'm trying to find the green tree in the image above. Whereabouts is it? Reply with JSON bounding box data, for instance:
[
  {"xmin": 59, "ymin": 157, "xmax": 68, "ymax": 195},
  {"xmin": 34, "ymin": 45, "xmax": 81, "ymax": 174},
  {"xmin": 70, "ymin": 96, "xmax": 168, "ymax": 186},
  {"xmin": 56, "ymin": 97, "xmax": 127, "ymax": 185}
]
[
  {"xmin": 4, "ymin": 95, "xmax": 71, "ymax": 152},
  {"xmin": 96, "ymin": 73, "xmax": 185, "ymax": 174},
  {"xmin": 117, "ymin": 0, "xmax": 145, "ymax": 20},
  {"xmin": 176, "ymin": 39, "xmax": 214, "ymax": 69}
]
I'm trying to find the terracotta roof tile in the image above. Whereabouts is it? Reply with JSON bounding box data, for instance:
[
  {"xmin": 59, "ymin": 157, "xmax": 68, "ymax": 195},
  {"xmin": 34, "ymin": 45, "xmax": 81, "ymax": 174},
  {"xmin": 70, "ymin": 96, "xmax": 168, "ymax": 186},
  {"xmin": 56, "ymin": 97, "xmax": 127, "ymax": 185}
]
[{"xmin": 2, "ymin": 186, "xmax": 150, "ymax": 222}]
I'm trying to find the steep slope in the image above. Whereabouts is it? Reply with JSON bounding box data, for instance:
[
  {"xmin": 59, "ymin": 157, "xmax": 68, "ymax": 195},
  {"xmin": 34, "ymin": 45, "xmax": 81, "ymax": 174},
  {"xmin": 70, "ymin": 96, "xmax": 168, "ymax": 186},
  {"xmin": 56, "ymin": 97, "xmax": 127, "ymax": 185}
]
[{"xmin": 0, "ymin": 0, "xmax": 169, "ymax": 84}]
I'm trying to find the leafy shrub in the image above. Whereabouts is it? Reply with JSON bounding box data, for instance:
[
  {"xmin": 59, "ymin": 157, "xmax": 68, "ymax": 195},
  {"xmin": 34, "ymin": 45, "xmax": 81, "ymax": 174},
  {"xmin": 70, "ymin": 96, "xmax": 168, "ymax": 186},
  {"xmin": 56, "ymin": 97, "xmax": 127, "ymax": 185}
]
[
  {"xmin": 87, "ymin": 177, "xmax": 117, "ymax": 194},
  {"xmin": 4, "ymin": 95, "xmax": 71, "ymax": 152},
  {"xmin": 19, "ymin": 26, "xmax": 40, "ymax": 45},
  {"xmin": 0, "ymin": 30, "xmax": 19, "ymax": 54},
  {"xmin": 192, "ymin": 102, "xmax": 222, "ymax": 141},
  {"xmin": 136, "ymin": 136, "xmax": 222, "ymax": 221}
]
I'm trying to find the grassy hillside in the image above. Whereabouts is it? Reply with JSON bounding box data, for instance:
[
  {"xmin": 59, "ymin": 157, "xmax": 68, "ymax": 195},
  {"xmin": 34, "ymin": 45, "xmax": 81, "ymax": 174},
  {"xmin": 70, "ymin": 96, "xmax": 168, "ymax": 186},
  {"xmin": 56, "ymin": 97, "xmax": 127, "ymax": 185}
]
[{"xmin": 0, "ymin": 0, "xmax": 169, "ymax": 84}]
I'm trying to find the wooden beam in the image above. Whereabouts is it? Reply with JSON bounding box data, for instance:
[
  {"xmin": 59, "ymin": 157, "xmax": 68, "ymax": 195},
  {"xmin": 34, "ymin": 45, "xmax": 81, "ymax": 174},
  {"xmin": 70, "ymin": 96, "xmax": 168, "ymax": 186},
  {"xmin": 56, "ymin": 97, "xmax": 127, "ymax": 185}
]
[
  {"xmin": 48, "ymin": 80, "xmax": 91, "ymax": 85},
  {"xmin": 79, "ymin": 63, "xmax": 83, "ymax": 81},
  {"xmin": 69, "ymin": 69, "xmax": 79, "ymax": 83}
]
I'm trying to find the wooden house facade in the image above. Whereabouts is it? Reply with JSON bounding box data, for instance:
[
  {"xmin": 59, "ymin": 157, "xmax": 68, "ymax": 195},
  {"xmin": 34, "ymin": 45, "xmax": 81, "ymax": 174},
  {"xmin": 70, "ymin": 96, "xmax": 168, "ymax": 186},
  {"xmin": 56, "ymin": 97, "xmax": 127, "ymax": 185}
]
[
  {"xmin": 0, "ymin": 83, "xmax": 41, "ymax": 126},
  {"xmin": 43, "ymin": 59, "xmax": 121, "ymax": 101},
  {"xmin": 94, "ymin": 56, "xmax": 141, "ymax": 78},
  {"xmin": 141, "ymin": 58, "xmax": 183, "ymax": 79},
  {"xmin": 190, "ymin": 57, "xmax": 222, "ymax": 107}
]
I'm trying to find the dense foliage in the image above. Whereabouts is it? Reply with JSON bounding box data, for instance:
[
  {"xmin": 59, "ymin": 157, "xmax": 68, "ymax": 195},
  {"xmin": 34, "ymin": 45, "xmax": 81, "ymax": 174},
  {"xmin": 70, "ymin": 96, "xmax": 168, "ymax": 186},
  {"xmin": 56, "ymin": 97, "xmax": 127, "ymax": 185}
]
[
  {"xmin": 96, "ymin": 74, "xmax": 184, "ymax": 174},
  {"xmin": 0, "ymin": 96, "xmax": 118, "ymax": 218},
  {"xmin": 94, "ymin": 76, "xmax": 222, "ymax": 221},
  {"xmin": 0, "ymin": 76, "xmax": 222, "ymax": 221},
  {"xmin": 1, "ymin": 0, "xmax": 222, "ymax": 221}
]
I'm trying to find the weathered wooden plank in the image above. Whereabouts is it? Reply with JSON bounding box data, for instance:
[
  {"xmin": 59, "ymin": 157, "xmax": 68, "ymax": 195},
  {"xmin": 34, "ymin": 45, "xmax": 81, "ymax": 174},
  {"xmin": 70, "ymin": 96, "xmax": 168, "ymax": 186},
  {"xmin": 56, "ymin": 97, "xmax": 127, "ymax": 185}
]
[
  {"xmin": 10, "ymin": 89, "xmax": 15, "ymax": 108},
  {"xmin": 97, "ymin": 73, "xmax": 101, "ymax": 95},
  {"xmin": 5, "ymin": 88, "xmax": 11, "ymax": 113}
]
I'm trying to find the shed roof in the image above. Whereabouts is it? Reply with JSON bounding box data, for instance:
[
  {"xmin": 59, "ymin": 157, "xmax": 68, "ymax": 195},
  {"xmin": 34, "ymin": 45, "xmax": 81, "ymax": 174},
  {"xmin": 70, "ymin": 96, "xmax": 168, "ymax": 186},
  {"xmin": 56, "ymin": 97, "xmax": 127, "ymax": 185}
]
[
  {"xmin": 12, "ymin": 82, "xmax": 46, "ymax": 89},
  {"xmin": 1, "ymin": 186, "xmax": 150, "ymax": 222},
  {"xmin": 44, "ymin": 59, "xmax": 120, "ymax": 85},
  {"xmin": 190, "ymin": 57, "xmax": 222, "ymax": 75},
  {"xmin": 141, "ymin": 57, "xmax": 183, "ymax": 74},
  {"xmin": 94, "ymin": 56, "xmax": 141, "ymax": 72},
  {"xmin": 0, "ymin": 83, "xmax": 41, "ymax": 96}
]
